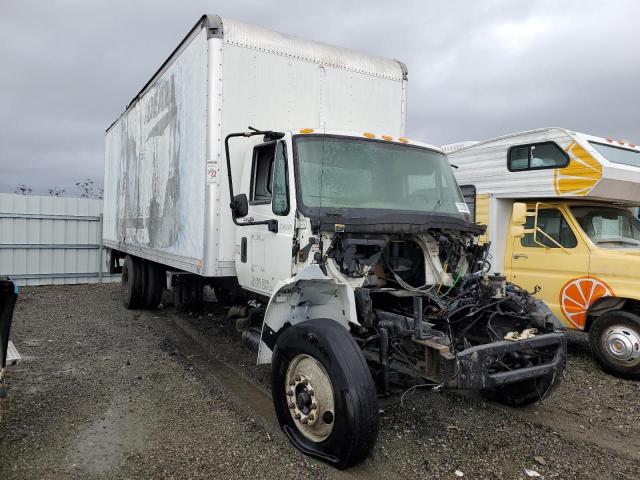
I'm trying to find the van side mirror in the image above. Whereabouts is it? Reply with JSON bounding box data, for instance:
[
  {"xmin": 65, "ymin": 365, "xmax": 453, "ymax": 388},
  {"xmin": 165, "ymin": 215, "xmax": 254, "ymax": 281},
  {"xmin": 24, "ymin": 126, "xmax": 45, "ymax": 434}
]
[
  {"xmin": 512, "ymin": 202, "xmax": 527, "ymax": 225},
  {"xmin": 510, "ymin": 225, "xmax": 525, "ymax": 239},
  {"xmin": 231, "ymin": 194, "xmax": 248, "ymax": 218}
]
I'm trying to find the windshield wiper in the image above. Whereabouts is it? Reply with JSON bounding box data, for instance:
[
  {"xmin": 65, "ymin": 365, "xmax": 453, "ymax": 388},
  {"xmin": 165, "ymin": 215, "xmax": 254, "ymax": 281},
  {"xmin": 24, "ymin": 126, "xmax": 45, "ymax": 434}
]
[{"xmin": 595, "ymin": 238, "xmax": 640, "ymax": 246}]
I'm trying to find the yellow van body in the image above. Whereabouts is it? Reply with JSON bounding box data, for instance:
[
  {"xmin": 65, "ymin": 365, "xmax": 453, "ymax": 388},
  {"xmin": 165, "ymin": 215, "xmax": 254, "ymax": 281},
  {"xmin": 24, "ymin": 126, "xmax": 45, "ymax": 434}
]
[{"xmin": 448, "ymin": 128, "xmax": 640, "ymax": 378}]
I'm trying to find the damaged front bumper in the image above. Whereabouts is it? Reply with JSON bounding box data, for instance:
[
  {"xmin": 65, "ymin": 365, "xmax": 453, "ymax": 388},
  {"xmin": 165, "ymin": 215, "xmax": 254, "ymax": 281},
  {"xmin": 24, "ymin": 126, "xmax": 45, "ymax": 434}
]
[{"xmin": 453, "ymin": 332, "xmax": 566, "ymax": 390}]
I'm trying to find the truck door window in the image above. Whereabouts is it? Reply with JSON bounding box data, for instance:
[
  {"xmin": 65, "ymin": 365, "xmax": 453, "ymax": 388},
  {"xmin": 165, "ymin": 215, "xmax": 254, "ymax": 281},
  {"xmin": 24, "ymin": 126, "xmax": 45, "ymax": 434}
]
[
  {"xmin": 522, "ymin": 209, "xmax": 577, "ymax": 248},
  {"xmin": 250, "ymin": 143, "xmax": 277, "ymax": 204},
  {"xmin": 508, "ymin": 142, "xmax": 569, "ymax": 171},
  {"xmin": 271, "ymin": 142, "xmax": 290, "ymax": 216}
]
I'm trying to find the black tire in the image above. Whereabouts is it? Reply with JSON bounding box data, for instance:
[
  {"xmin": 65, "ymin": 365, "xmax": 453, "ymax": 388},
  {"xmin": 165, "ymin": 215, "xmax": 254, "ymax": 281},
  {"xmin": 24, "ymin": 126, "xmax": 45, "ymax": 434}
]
[
  {"xmin": 589, "ymin": 310, "xmax": 640, "ymax": 380},
  {"xmin": 122, "ymin": 255, "xmax": 144, "ymax": 309},
  {"xmin": 480, "ymin": 371, "xmax": 561, "ymax": 407},
  {"xmin": 271, "ymin": 319, "xmax": 378, "ymax": 469},
  {"xmin": 144, "ymin": 262, "xmax": 165, "ymax": 309}
]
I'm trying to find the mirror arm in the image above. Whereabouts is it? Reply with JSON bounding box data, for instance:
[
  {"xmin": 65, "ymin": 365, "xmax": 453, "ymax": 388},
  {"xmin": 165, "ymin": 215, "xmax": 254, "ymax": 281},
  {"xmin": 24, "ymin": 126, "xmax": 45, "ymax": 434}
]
[{"xmin": 224, "ymin": 128, "xmax": 283, "ymax": 233}]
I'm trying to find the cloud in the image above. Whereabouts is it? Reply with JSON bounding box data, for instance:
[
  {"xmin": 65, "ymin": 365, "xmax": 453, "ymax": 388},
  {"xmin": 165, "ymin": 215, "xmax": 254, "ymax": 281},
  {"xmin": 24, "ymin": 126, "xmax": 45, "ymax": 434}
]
[{"xmin": 1, "ymin": 0, "xmax": 639, "ymax": 194}]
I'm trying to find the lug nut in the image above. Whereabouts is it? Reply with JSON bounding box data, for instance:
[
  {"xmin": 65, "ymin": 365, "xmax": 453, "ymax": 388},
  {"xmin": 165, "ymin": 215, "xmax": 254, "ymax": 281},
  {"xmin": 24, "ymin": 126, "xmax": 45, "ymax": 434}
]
[
  {"xmin": 294, "ymin": 374, "xmax": 301, "ymax": 382},
  {"xmin": 301, "ymin": 418, "xmax": 309, "ymax": 425},
  {"xmin": 302, "ymin": 378, "xmax": 309, "ymax": 386},
  {"xmin": 308, "ymin": 414, "xmax": 315, "ymax": 421},
  {"xmin": 288, "ymin": 380, "xmax": 295, "ymax": 386},
  {"xmin": 286, "ymin": 390, "xmax": 294, "ymax": 397},
  {"xmin": 311, "ymin": 402, "xmax": 317, "ymax": 410},
  {"xmin": 294, "ymin": 412, "xmax": 301, "ymax": 419},
  {"xmin": 307, "ymin": 388, "xmax": 314, "ymax": 396},
  {"xmin": 288, "ymin": 402, "xmax": 296, "ymax": 409}
]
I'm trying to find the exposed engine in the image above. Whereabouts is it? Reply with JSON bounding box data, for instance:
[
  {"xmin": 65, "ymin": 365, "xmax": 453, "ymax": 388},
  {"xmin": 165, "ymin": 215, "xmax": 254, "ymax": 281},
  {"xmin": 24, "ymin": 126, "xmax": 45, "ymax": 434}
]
[{"xmin": 324, "ymin": 231, "xmax": 565, "ymax": 395}]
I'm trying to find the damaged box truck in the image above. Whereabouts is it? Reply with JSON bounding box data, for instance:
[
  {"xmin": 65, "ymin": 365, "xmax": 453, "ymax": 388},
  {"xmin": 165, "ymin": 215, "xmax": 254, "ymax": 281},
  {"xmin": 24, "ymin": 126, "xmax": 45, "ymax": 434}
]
[{"xmin": 104, "ymin": 15, "xmax": 566, "ymax": 468}]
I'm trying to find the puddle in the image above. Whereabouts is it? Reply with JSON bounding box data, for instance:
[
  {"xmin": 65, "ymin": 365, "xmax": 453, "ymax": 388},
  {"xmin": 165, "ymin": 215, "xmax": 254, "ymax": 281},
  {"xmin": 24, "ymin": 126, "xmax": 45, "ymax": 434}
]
[{"xmin": 73, "ymin": 397, "xmax": 147, "ymax": 474}]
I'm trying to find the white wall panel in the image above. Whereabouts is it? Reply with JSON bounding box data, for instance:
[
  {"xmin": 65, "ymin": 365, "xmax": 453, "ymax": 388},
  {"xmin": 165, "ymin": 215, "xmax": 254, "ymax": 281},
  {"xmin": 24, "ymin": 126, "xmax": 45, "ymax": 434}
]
[{"xmin": 0, "ymin": 193, "xmax": 118, "ymax": 286}]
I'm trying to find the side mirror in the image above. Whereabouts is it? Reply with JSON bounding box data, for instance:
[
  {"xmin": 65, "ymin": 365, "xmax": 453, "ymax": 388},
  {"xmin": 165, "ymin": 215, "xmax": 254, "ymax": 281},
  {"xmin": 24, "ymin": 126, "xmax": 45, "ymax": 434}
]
[
  {"xmin": 231, "ymin": 194, "xmax": 248, "ymax": 218},
  {"xmin": 510, "ymin": 225, "xmax": 525, "ymax": 239},
  {"xmin": 512, "ymin": 202, "xmax": 527, "ymax": 225}
]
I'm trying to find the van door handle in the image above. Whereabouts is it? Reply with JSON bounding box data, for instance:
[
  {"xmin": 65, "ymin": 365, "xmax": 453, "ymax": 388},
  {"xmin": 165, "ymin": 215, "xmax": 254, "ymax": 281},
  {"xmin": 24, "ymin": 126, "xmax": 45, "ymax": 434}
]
[{"xmin": 512, "ymin": 253, "xmax": 528, "ymax": 259}]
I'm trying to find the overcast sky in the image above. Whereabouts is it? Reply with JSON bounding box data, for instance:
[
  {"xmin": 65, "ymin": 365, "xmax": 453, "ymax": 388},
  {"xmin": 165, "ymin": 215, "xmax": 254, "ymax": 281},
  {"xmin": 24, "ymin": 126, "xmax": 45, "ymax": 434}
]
[{"xmin": 1, "ymin": 0, "xmax": 639, "ymax": 195}]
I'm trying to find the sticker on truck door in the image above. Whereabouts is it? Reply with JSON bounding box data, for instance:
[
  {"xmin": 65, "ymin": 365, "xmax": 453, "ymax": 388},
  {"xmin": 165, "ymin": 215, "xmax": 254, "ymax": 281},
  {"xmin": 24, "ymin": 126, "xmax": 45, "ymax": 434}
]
[{"xmin": 559, "ymin": 276, "xmax": 614, "ymax": 328}]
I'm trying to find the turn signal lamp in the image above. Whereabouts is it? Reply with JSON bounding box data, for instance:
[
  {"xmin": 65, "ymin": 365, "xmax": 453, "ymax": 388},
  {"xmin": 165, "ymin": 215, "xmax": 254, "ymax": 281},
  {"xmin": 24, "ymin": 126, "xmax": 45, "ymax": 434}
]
[
  {"xmin": 398, "ymin": 137, "xmax": 409, "ymax": 143},
  {"xmin": 381, "ymin": 135, "xmax": 393, "ymax": 141},
  {"xmin": 363, "ymin": 132, "xmax": 375, "ymax": 138},
  {"xmin": 299, "ymin": 128, "xmax": 314, "ymax": 134}
]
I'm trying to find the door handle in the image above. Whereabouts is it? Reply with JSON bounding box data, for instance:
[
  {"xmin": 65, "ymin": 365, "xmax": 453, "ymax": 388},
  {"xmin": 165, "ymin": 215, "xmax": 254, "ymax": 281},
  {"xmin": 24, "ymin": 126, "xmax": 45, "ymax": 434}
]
[
  {"xmin": 512, "ymin": 253, "xmax": 528, "ymax": 259},
  {"xmin": 241, "ymin": 237, "xmax": 247, "ymax": 263}
]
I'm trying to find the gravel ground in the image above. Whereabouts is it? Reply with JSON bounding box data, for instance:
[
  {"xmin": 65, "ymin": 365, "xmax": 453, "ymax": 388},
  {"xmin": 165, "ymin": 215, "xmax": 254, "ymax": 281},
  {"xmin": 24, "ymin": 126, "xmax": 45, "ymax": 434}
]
[{"xmin": 1, "ymin": 284, "xmax": 639, "ymax": 479}]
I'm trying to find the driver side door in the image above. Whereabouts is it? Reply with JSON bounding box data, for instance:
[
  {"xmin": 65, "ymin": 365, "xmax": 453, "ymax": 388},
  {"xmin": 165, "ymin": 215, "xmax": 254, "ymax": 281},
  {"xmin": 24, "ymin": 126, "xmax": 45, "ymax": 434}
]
[
  {"xmin": 507, "ymin": 205, "xmax": 591, "ymax": 328},
  {"xmin": 235, "ymin": 139, "xmax": 296, "ymax": 296}
]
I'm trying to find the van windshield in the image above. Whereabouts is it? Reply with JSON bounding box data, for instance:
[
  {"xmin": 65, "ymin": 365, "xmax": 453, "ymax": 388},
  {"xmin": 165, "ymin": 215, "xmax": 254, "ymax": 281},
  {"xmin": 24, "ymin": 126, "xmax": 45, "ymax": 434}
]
[
  {"xmin": 571, "ymin": 206, "xmax": 640, "ymax": 248},
  {"xmin": 294, "ymin": 135, "xmax": 469, "ymax": 219}
]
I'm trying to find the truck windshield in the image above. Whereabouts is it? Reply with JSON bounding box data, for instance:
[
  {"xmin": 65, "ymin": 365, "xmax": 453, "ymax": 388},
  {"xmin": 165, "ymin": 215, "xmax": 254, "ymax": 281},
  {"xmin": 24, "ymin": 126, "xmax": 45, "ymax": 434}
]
[
  {"xmin": 294, "ymin": 136, "xmax": 468, "ymax": 218},
  {"xmin": 571, "ymin": 206, "xmax": 640, "ymax": 248}
]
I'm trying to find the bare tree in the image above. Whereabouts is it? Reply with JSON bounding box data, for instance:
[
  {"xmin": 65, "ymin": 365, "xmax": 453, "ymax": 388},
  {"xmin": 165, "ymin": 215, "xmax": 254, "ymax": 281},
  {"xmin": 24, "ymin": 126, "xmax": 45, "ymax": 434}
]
[
  {"xmin": 75, "ymin": 178, "xmax": 103, "ymax": 199},
  {"xmin": 14, "ymin": 184, "xmax": 32, "ymax": 195},
  {"xmin": 48, "ymin": 187, "xmax": 66, "ymax": 197}
]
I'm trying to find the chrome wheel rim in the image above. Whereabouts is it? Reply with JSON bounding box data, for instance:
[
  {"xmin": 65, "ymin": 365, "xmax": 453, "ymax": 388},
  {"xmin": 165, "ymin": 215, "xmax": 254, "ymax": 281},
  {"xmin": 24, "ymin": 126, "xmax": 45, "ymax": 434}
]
[
  {"xmin": 603, "ymin": 324, "xmax": 640, "ymax": 367},
  {"xmin": 285, "ymin": 354, "xmax": 335, "ymax": 442}
]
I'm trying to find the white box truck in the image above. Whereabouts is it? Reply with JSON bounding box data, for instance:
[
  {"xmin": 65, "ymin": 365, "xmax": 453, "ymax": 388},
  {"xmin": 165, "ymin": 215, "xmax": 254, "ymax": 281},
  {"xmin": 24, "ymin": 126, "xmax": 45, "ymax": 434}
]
[{"xmin": 104, "ymin": 16, "xmax": 566, "ymax": 468}]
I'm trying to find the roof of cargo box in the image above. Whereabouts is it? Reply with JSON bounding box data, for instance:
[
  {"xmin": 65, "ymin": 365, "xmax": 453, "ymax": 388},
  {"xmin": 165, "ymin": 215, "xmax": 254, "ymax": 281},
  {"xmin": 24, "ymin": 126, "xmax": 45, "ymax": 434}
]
[{"xmin": 106, "ymin": 15, "xmax": 406, "ymax": 132}]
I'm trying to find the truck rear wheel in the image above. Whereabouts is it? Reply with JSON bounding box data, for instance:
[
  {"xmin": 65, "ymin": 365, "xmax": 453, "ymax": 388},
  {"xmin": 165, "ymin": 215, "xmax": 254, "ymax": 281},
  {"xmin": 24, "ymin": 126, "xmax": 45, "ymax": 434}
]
[
  {"xmin": 589, "ymin": 311, "xmax": 640, "ymax": 380},
  {"xmin": 122, "ymin": 255, "xmax": 144, "ymax": 309},
  {"xmin": 144, "ymin": 262, "xmax": 165, "ymax": 309},
  {"xmin": 271, "ymin": 319, "xmax": 378, "ymax": 469},
  {"xmin": 480, "ymin": 372, "xmax": 560, "ymax": 407}
]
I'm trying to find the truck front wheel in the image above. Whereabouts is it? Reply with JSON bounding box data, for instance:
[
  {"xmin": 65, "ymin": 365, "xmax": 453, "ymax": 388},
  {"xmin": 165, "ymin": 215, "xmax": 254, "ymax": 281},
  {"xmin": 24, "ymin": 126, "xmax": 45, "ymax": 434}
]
[
  {"xmin": 589, "ymin": 310, "xmax": 640, "ymax": 380},
  {"xmin": 271, "ymin": 319, "xmax": 378, "ymax": 469}
]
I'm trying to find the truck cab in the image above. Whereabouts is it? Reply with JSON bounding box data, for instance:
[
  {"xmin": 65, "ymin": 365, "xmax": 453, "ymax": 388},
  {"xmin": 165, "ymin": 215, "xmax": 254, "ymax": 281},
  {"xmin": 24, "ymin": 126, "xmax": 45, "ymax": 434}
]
[{"xmin": 449, "ymin": 127, "xmax": 640, "ymax": 379}]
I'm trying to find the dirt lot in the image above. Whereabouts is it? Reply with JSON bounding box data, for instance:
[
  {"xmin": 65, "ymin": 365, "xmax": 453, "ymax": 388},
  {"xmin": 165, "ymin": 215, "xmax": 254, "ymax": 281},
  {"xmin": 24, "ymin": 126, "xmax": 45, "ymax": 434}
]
[{"xmin": 1, "ymin": 284, "xmax": 639, "ymax": 479}]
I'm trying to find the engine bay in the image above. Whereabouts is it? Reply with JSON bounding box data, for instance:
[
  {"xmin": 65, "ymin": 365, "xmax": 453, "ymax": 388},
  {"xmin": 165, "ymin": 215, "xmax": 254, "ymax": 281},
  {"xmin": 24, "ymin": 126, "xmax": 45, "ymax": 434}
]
[{"xmin": 324, "ymin": 231, "xmax": 565, "ymax": 394}]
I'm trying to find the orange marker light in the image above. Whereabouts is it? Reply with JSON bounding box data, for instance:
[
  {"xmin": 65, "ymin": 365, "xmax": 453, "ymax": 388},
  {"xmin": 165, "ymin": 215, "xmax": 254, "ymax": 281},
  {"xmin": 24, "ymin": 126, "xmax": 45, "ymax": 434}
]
[
  {"xmin": 363, "ymin": 132, "xmax": 375, "ymax": 138},
  {"xmin": 606, "ymin": 138, "xmax": 613, "ymax": 142},
  {"xmin": 381, "ymin": 135, "xmax": 393, "ymax": 141},
  {"xmin": 398, "ymin": 137, "xmax": 409, "ymax": 143},
  {"xmin": 299, "ymin": 128, "xmax": 314, "ymax": 134}
]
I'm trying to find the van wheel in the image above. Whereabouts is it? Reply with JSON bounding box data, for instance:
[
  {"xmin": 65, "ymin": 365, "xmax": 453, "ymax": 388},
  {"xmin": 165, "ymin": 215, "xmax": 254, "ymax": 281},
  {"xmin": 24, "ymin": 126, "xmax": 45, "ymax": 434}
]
[
  {"xmin": 122, "ymin": 255, "xmax": 144, "ymax": 309},
  {"xmin": 144, "ymin": 262, "xmax": 165, "ymax": 309},
  {"xmin": 589, "ymin": 311, "xmax": 640, "ymax": 380},
  {"xmin": 480, "ymin": 372, "xmax": 561, "ymax": 407},
  {"xmin": 271, "ymin": 319, "xmax": 378, "ymax": 469}
]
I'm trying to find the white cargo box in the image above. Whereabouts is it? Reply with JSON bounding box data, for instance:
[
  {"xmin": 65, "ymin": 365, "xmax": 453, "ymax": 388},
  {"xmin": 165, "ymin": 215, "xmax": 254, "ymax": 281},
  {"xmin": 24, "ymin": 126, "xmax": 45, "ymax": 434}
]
[{"xmin": 104, "ymin": 15, "xmax": 407, "ymax": 277}]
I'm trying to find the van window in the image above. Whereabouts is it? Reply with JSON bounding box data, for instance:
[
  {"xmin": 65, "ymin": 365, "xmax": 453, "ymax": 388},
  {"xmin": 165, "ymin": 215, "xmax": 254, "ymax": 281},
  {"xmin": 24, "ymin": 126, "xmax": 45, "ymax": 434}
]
[
  {"xmin": 590, "ymin": 141, "xmax": 640, "ymax": 168},
  {"xmin": 508, "ymin": 142, "xmax": 569, "ymax": 171},
  {"xmin": 522, "ymin": 209, "xmax": 577, "ymax": 248}
]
